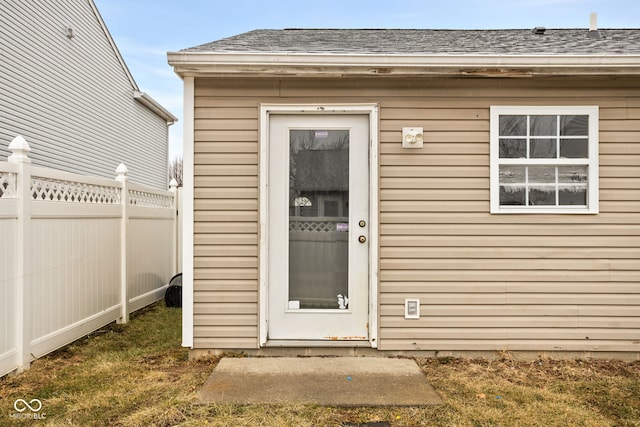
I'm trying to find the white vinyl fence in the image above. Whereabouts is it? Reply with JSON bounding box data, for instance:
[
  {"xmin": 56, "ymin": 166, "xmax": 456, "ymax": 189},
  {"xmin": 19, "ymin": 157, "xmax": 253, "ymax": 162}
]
[{"xmin": 0, "ymin": 136, "xmax": 178, "ymax": 376}]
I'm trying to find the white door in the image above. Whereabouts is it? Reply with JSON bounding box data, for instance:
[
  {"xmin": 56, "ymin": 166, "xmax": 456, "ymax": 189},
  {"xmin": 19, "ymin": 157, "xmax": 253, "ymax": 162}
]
[{"xmin": 268, "ymin": 114, "xmax": 370, "ymax": 341}]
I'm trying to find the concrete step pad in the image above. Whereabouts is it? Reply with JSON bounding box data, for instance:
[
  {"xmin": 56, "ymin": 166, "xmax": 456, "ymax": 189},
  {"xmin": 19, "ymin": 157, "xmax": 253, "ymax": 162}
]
[{"xmin": 198, "ymin": 357, "xmax": 442, "ymax": 406}]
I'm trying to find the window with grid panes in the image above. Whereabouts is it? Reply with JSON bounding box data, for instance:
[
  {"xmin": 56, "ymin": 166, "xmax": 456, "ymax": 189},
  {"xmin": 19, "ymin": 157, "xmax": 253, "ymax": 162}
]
[{"xmin": 490, "ymin": 106, "xmax": 599, "ymax": 214}]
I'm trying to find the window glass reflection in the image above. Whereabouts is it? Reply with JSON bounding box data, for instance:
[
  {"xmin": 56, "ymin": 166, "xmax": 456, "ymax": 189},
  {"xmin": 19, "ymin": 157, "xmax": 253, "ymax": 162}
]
[
  {"xmin": 530, "ymin": 139, "xmax": 557, "ymax": 158},
  {"xmin": 560, "ymin": 115, "xmax": 588, "ymax": 136},
  {"xmin": 499, "ymin": 115, "xmax": 527, "ymax": 136},
  {"xmin": 500, "ymin": 186, "xmax": 525, "ymax": 205},
  {"xmin": 288, "ymin": 129, "xmax": 350, "ymax": 310},
  {"xmin": 530, "ymin": 115, "xmax": 557, "ymax": 136},
  {"xmin": 499, "ymin": 139, "xmax": 526, "ymax": 158},
  {"xmin": 559, "ymin": 188, "xmax": 587, "ymax": 205},
  {"xmin": 560, "ymin": 139, "xmax": 588, "ymax": 158},
  {"xmin": 529, "ymin": 166, "xmax": 556, "ymax": 183},
  {"xmin": 499, "ymin": 166, "xmax": 526, "ymax": 184}
]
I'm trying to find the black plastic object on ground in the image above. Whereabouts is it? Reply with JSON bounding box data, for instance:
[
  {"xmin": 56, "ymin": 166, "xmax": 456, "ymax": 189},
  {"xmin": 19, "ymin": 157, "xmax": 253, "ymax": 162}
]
[{"xmin": 164, "ymin": 273, "xmax": 182, "ymax": 307}]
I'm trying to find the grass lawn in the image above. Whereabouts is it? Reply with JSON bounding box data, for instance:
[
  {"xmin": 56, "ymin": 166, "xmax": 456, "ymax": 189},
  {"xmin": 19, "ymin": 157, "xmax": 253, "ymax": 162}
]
[{"xmin": 1, "ymin": 302, "xmax": 639, "ymax": 426}]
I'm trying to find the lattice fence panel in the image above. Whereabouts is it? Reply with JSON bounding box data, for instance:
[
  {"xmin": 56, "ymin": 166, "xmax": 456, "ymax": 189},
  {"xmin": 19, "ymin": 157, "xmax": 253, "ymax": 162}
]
[
  {"xmin": 290, "ymin": 220, "xmax": 338, "ymax": 232},
  {"xmin": 128, "ymin": 189, "xmax": 174, "ymax": 209},
  {"xmin": 0, "ymin": 172, "xmax": 17, "ymax": 198},
  {"xmin": 31, "ymin": 177, "xmax": 121, "ymax": 204}
]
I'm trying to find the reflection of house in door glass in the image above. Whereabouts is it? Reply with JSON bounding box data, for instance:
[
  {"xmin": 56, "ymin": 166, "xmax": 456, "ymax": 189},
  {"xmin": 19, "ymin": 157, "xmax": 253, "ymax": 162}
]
[
  {"xmin": 289, "ymin": 129, "xmax": 350, "ymax": 309},
  {"xmin": 289, "ymin": 130, "xmax": 349, "ymax": 219}
]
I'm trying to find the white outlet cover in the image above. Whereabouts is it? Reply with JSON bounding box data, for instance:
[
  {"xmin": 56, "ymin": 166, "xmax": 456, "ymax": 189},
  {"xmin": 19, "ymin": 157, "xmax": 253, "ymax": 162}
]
[{"xmin": 405, "ymin": 298, "xmax": 420, "ymax": 319}]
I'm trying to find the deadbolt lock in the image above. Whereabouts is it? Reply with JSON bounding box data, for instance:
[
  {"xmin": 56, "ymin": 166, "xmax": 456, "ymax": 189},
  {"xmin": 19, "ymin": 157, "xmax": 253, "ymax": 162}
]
[
  {"xmin": 358, "ymin": 220, "xmax": 366, "ymax": 228},
  {"xmin": 358, "ymin": 235, "xmax": 367, "ymax": 243}
]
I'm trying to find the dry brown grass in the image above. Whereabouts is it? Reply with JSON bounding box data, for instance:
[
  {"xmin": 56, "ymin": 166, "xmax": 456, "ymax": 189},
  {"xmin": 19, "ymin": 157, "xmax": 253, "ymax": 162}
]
[{"xmin": 1, "ymin": 303, "xmax": 639, "ymax": 426}]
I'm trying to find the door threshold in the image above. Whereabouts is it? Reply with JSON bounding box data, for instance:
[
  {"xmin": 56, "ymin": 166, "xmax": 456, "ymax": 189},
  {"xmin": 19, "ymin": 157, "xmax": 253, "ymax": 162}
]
[{"xmin": 265, "ymin": 340, "xmax": 372, "ymax": 348}]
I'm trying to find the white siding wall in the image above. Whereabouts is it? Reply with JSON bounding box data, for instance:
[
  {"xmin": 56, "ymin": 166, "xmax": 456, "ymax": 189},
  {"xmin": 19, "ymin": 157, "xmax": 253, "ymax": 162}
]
[{"xmin": 0, "ymin": 0, "xmax": 169, "ymax": 188}]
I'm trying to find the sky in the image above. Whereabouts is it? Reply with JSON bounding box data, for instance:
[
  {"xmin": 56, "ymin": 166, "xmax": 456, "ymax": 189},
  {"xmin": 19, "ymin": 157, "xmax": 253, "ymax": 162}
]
[{"xmin": 92, "ymin": 0, "xmax": 640, "ymax": 160}]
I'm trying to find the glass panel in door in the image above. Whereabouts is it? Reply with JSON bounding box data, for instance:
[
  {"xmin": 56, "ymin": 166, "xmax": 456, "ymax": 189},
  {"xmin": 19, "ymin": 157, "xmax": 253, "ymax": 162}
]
[{"xmin": 288, "ymin": 129, "xmax": 349, "ymax": 310}]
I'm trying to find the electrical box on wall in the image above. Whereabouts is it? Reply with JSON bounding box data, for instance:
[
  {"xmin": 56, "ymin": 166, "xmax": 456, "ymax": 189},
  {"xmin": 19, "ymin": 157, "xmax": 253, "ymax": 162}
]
[
  {"xmin": 402, "ymin": 127, "xmax": 423, "ymax": 149},
  {"xmin": 405, "ymin": 298, "xmax": 420, "ymax": 319}
]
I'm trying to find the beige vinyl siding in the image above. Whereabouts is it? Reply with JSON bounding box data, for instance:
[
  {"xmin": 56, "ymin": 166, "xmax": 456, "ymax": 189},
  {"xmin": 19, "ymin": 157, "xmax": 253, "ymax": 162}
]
[
  {"xmin": 192, "ymin": 81, "xmax": 265, "ymax": 348},
  {"xmin": 0, "ymin": 0, "xmax": 169, "ymax": 188},
  {"xmin": 193, "ymin": 76, "xmax": 640, "ymax": 352}
]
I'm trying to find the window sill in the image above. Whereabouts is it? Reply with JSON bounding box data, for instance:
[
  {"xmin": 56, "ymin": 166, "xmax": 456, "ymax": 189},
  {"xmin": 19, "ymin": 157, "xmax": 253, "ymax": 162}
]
[{"xmin": 491, "ymin": 207, "xmax": 598, "ymax": 214}]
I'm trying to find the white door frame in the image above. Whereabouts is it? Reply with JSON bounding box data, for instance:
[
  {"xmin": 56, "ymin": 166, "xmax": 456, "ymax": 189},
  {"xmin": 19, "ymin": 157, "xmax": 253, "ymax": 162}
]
[{"xmin": 259, "ymin": 104, "xmax": 379, "ymax": 348}]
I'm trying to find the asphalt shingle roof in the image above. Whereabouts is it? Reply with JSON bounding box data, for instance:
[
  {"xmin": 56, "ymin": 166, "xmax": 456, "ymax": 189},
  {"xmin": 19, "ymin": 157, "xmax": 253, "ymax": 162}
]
[{"xmin": 183, "ymin": 29, "xmax": 640, "ymax": 56}]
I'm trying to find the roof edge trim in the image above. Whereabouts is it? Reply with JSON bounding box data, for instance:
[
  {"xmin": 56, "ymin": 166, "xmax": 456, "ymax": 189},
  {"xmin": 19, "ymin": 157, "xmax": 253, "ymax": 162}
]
[
  {"xmin": 134, "ymin": 91, "xmax": 178, "ymax": 124},
  {"xmin": 167, "ymin": 51, "xmax": 640, "ymax": 76}
]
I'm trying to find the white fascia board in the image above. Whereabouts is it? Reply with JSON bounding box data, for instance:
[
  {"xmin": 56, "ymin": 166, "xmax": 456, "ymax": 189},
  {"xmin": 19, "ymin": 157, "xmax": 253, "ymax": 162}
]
[
  {"xmin": 167, "ymin": 51, "xmax": 640, "ymax": 77},
  {"xmin": 133, "ymin": 91, "xmax": 178, "ymax": 125}
]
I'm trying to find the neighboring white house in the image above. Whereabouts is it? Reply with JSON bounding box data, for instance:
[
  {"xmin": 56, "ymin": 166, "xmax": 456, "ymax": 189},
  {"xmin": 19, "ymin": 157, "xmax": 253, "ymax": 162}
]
[{"xmin": 0, "ymin": 0, "xmax": 176, "ymax": 189}]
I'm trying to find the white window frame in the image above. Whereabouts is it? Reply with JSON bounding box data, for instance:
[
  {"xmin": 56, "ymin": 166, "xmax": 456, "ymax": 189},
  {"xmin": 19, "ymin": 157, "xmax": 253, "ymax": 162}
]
[{"xmin": 490, "ymin": 106, "xmax": 599, "ymax": 214}]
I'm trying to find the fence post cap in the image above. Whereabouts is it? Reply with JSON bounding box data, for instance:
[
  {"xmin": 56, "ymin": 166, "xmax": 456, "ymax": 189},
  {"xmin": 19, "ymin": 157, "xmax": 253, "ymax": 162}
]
[
  {"xmin": 169, "ymin": 178, "xmax": 178, "ymax": 191},
  {"xmin": 115, "ymin": 163, "xmax": 128, "ymax": 182},
  {"xmin": 8, "ymin": 135, "xmax": 31, "ymax": 163}
]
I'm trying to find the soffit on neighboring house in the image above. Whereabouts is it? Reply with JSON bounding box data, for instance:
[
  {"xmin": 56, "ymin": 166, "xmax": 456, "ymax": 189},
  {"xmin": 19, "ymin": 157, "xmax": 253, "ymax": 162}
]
[{"xmin": 168, "ymin": 28, "xmax": 640, "ymax": 77}]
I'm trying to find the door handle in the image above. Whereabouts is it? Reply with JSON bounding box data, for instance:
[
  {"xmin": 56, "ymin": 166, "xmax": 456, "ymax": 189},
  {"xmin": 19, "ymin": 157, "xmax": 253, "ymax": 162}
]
[{"xmin": 358, "ymin": 235, "xmax": 367, "ymax": 243}]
